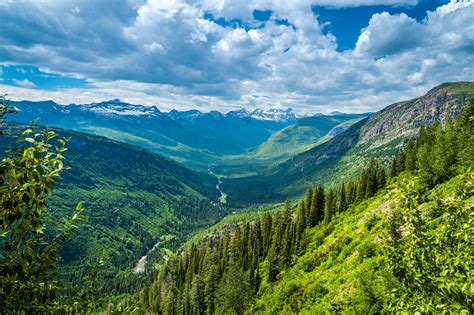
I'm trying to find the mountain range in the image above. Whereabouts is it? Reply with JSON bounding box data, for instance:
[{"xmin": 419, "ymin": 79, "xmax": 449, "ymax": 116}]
[
  {"xmin": 2, "ymin": 81, "xmax": 473, "ymax": 313},
  {"xmin": 7, "ymin": 99, "xmax": 366, "ymax": 172}
]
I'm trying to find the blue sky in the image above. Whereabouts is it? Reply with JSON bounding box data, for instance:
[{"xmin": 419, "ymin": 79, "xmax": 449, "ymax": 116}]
[
  {"xmin": 0, "ymin": 0, "xmax": 472, "ymax": 113},
  {"xmin": 313, "ymin": 0, "xmax": 449, "ymax": 51}
]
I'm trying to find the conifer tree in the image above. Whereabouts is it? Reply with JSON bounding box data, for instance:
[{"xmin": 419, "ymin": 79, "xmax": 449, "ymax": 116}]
[
  {"xmin": 309, "ymin": 183, "xmax": 325, "ymax": 226},
  {"xmin": 191, "ymin": 275, "xmax": 205, "ymax": 315},
  {"xmin": 357, "ymin": 168, "xmax": 368, "ymax": 201},
  {"xmin": 215, "ymin": 262, "xmax": 252, "ymax": 314},
  {"xmin": 338, "ymin": 182, "xmax": 347, "ymax": 213},
  {"xmin": 305, "ymin": 186, "xmax": 313, "ymax": 218},
  {"xmin": 324, "ymin": 189, "xmax": 335, "ymax": 223}
]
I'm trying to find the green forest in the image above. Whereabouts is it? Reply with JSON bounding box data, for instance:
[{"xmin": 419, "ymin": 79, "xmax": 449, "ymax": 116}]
[{"xmin": 1, "ymin": 93, "xmax": 472, "ymax": 313}]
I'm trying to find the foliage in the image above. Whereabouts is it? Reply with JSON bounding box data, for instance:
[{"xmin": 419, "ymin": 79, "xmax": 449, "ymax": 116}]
[
  {"xmin": 386, "ymin": 175, "xmax": 473, "ymax": 313},
  {"xmin": 2, "ymin": 121, "xmax": 228, "ymax": 297},
  {"xmin": 116, "ymin": 98, "xmax": 473, "ymax": 313},
  {"xmin": 0, "ymin": 97, "xmax": 87, "ymax": 312}
]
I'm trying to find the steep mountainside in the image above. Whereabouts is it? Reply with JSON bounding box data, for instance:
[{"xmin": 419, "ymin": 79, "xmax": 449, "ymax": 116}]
[
  {"xmin": 223, "ymin": 82, "xmax": 474, "ymax": 206},
  {"xmin": 0, "ymin": 123, "xmax": 226, "ymax": 280},
  {"xmin": 118, "ymin": 100, "xmax": 473, "ymax": 313}
]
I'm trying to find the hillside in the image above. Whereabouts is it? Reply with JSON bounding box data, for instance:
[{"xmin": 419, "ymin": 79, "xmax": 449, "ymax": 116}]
[
  {"xmin": 252, "ymin": 172, "xmax": 473, "ymax": 313},
  {"xmin": 117, "ymin": 100, "xmax": 473, "ymax": 313},
  {"xmin": 0, "ymin": 123, "xmax": 227, "ymax": 283},
  {"xmin": 248, "ymin": 114, "xmax": 368, "ymax": 160},
  {"xmin": 223, "ymin": 82, "xmax": 474, "ymax": 206}
]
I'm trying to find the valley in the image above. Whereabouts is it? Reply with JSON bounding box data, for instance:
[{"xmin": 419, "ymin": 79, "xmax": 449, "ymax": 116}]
[
  {"xmin": 2, "ymin": 1, "xmax": 473, "ymax": 313},
  {"xmin": 1, "ymin": 82, "xmax": 473, "ymax": 313},
  {"xmin": 8, "ymin": 100, "xmax": 368, "ymax": 177}
]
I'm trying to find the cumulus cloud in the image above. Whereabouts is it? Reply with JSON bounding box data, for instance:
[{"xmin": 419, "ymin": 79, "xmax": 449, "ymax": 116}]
[
  {"xmin": 0, "ymin": 0, "xmax": 473, "ymax": 114},
  {"xmin": 12, "ymin": 79, "xmax": 36, "ymax": 88},
  {"xmin": 354, "ymin": 12, "xmax": 427, "ymax": 57},
  {"xmin": 314, "ymin": 0, "xmax": 419, "ymax": 7}
]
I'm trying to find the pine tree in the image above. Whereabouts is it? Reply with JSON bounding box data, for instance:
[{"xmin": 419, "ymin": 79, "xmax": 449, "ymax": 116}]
[
  {"xmin": 190, "ymin": 275, "xmax": 205, "ymax": 315},
  {"xmin": 338, "ymin": 182, "xmax": 347, "ymax": 213},
  {"xmin": 309, "ymin": 184, "xmax": 325, "ymax": 227},
  {"xmin": 215, "ymin": 262, "xmax": 252, "ymax": 314},
  {"xmin": 305, "ymin": 186, "xmax": 313, "ymax": 219},
  {"xmin": 262, "ymin": 213, "xmax": 273, "ymax": 256},
  {"xmin": 357, "ymin": 168, "xmax": 368, "ymax": 201},
  {"xmin": 324, "ymin": 189, "xmax": 335, "ymax": 223},
  {"xmin": 376, "ymin": 164, "xmax": 387, "ymax": 190},
  {"xmin": 366, "ymin": 158, "xmax": 378, "ymax": 197},
  {"xmin": 203, "ymin": 248, "xmax": 219, "ymax": 315}
]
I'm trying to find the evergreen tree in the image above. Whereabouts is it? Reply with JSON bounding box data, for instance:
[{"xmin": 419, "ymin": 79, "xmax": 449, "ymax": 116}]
[
  {"xmin": 305, "ymin": 187, "xmax": 313, "ymax": 220},
  {"xmin": 357, "ymin": 169, "xmax": 368, "ymax": 201},
  {"xmin": 338, "ymin": 182, "xmax": 347, "ymax": 213},
  {"xmin": 324, "ymin": 189, "xmax": 335, "ymax": 223},
  {"xmin": 190, "ymin": 275, "xmax": 205, "ymax": 315},
  {"xmin": 309, "ymin": 184, "xmax": 325, "ymax": 227},
  {"xmin": 215, "ymin": 262, "xmax": 252, "ymax": 314}
]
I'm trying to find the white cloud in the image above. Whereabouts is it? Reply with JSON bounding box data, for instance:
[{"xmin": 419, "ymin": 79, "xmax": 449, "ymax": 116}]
[
  {"xmin": 313, "ymin": 0, "xmax": 419, "ymax": 7},
  {"xmin": 12, "ymin": 79, "xmax": 36, "ymax": 88},
  {"xmin": 355, "ymin": 12, "xmax": 427, "ymax": 57},
  {"xmin": 0, "ymin": 0, "xmax": 472, "ymax": 114}
]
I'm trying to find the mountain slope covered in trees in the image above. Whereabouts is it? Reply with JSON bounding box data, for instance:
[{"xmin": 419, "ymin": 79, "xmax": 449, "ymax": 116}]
[
  {"xmin": 223, "ymin": 82, "xmax": 474, "ymax": 206},
  {"xmin": 246, "ymin": 113, "xmax": 368, "ymax": 160},
  {"xmin": 1, "ymin": 123, "xmax": 229, "ymax": 286},
  {"xmin": 1, "ymin": 84, "xmax": 473, "ymax": 313},
  {"xmin": 116, "ymin": 97, "xmax": 473, "ymax": 313},
  {"xmin": 8, "ymin": 100, "xmax": 363, "ymax": 173}
]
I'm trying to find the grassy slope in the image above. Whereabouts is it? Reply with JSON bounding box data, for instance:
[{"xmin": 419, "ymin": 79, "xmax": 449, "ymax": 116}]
[
  {"xmin": 252, "ymin": 173, "xmax": 473, "ymax": 313},
  {"xmin": 248, "ymin": 115, "xmax": 366, "ymax": 160},
  {"xmin": 210, "ymin": 115, "xmax": 366, "ymax": 178}
]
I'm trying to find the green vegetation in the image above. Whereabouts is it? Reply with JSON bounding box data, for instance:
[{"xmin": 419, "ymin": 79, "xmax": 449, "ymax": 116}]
[
  {"xmin": 1, "ymin": 90, "xmax": 472, "ymax": 313},
  {"xmin": 223, "ymin": 82, "xmax": 474, "ymax": 206},
  {"xmin": 0, "ymin": 100, "xmax": 89, "ymax": 312},
  {"xmin": 114, "ymin": 98, "xmax": 473, "ymax": 313},
  {"xmin": 1, "ymin": 106, "xmax": 239, "ymax": 307},
  {"xmin": 248, "ymin": 115, "xmax": 367, "ymax": 160}
]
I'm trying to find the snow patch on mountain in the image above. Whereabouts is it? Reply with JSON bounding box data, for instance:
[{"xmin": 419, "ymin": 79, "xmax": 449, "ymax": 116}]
[
  {"xmin": 250, "ymin": 108, "xmax": 300, "ymax": 122},
  {"xmin": 79, "ymin": 99, "xmax": 162, "ymax": 117}
]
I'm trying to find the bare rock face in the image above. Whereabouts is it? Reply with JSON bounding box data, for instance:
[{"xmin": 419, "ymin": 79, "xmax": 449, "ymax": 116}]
[{"xmin": 359, "ymin": 82, "xmax": 474, "ymax": 147}]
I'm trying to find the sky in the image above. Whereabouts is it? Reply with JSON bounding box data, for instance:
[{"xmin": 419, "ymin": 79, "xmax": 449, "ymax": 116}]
[{"xmin": 0, "ymin": 0, "xmax": 473, "ymax": 114}]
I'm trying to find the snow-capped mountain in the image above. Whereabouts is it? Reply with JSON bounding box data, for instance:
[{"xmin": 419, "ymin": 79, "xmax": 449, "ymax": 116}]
[
  {"xmin": 78, "ymin": 99, "xmax": 163, "ymax": 117},
  {"xmin": 167, "ymin": 109, "xmax": 203, "ymax": 121},
  {"xmin": 249, "ymin": 108, "xmax": 300, "ymax": 122},
  {"xmin": 225, "ymin": 108, "xmax": 300, "ymax": 122},
  {"xmin": 165, "ymin": 107, "xmax": 299, "ymax": 122},
  {"xmin": 225, "ymin": 108, "xmax": 251, "ymax": 119}
]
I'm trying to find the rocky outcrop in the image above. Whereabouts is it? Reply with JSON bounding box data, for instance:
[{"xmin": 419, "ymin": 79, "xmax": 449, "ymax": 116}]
[{"xmin": 359, "ymin": 82, "xmax": 474, "ymax": 147}]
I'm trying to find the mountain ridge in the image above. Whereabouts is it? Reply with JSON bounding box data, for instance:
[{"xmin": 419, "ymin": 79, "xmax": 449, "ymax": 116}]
[
  {"xmin": 8, "ymin": 99, "xmax": 362, "ymax": 172},
  {"xmin": 12, "ymin": 98, "xmax": 303, "ymax": 122},
  {"xmin": 222, "ymin": 82, "xmax": 474, "ymax": 206}
]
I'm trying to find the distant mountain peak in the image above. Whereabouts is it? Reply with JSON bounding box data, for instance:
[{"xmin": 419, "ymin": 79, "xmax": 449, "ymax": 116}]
[
  {"xmin": 250, "ymin": 107, "xmax": 300, "ymax": 122},
  {"xmin": 226, "ymin": 108, "xmax": 251, "ymax": 118},
  {"xmin": 167, "ymin": 109, "xmax": 203, "ymax": 120},
  {"xmin": 80, "ymin": 100, "xmax": 162, "ymax": 117}
]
